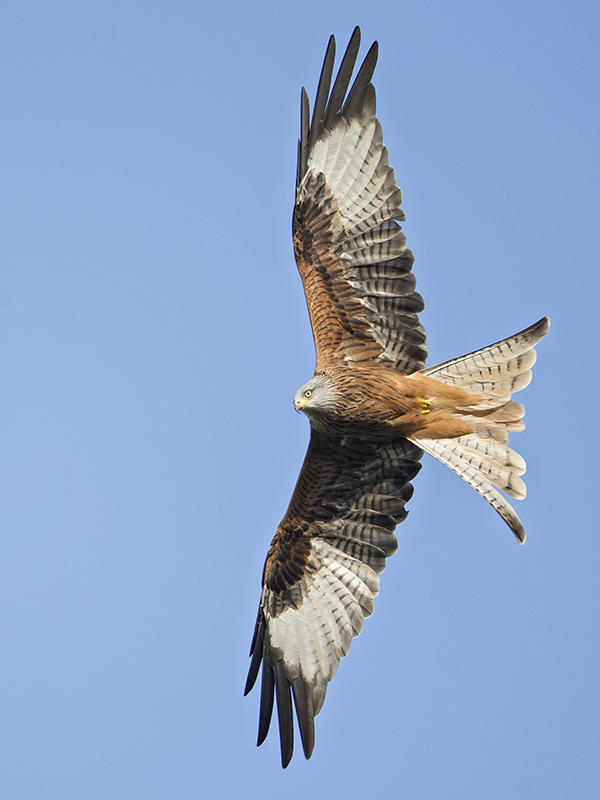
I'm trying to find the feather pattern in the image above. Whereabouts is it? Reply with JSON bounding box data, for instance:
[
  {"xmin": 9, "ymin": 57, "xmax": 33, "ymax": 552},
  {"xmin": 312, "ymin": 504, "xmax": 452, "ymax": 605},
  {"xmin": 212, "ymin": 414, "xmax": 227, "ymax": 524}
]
[
  {"xmin": 410, "ymin": 318, "xmax": 550, "ymax": 541},
  {"xmin": 293, "ymin": 26, "xmax": 427, "ymax": 373},
  {"xmin": 247, "ymin": 27, "xmax": 549, "ymax": 770},
  {"xmin": 245, "ymin": 432, "xmax": 422, "ymax": 767}
]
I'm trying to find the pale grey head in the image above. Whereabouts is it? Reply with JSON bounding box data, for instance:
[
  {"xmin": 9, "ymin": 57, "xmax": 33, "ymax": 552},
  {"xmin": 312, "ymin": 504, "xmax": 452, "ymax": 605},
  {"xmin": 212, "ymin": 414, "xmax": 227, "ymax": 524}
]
[{"xmin": 293, "ymin": 373, "xmax": 338, "ymax": 418}]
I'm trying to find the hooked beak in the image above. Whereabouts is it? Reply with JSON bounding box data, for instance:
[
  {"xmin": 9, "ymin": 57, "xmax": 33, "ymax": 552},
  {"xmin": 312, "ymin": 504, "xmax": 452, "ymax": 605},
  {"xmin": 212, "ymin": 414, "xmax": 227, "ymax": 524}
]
[{"xmin": 294, "ymin": 397, "xmax": 307, "ymax": 413}]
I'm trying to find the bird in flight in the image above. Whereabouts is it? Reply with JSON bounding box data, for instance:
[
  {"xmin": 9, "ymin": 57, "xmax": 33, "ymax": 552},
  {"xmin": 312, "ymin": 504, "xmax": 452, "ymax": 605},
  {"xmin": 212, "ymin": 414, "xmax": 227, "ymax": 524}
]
[{"xmin": 244, "ymin": 26, "xmax": 549, "ymax": 768}]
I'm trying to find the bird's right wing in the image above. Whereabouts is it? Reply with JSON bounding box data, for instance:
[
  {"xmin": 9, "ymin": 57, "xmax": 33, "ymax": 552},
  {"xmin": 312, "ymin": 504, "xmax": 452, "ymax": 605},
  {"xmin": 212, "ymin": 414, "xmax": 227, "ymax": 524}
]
[{"xmin": 245, "ymin": 429, "xmax": 422, "ymax": 767}]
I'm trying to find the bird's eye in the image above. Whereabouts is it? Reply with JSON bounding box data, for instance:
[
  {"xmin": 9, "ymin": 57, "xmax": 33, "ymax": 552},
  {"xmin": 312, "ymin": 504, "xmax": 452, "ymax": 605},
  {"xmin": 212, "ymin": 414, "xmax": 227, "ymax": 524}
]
[{"xmin": 304, "ymin": 390, "xmax": 312, "ymax": 398}]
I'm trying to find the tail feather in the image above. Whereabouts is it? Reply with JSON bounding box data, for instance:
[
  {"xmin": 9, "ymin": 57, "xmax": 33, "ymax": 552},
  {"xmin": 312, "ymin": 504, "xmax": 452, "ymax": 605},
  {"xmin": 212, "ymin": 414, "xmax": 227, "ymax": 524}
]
[
  {"xmin": 453, "ymin": 435, "xmax": 526, "ymax": 475},
  {"xmin": 422, "ymin": 318, "xmax": 548, "ymax": 383},
  {"xmin": 409, "ymin": 317, "xmax": 549, "ymax": 541},
  {"xmin": 421, "ymin": 317, "xmax": 548, "ymax": 407},
  {"xmin": 413, "ymin": 437, "xmax": 527, "ymax": 541},
  {"xmin": 480, "ymin": 400, "xmax": 524, "ymax": 423}
]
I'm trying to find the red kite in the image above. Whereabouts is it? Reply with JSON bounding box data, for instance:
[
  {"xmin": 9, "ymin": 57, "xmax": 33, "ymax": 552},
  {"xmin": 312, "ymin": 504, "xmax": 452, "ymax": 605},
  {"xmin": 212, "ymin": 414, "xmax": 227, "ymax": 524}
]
[{"xmin": 244, "ymin": 27, "xmax": 549, "ymax": 767}]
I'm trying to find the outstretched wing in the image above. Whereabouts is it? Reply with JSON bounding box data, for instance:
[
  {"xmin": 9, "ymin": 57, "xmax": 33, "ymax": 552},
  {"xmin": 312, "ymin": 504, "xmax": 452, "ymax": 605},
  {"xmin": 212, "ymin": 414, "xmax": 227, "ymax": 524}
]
[
  {"xmin": 244, "ymin": 431, "xmax": 422, "ymax": 767},
  {"xmin": 293, "ymin": 27, "xmax": 427, "ymax": 373}
]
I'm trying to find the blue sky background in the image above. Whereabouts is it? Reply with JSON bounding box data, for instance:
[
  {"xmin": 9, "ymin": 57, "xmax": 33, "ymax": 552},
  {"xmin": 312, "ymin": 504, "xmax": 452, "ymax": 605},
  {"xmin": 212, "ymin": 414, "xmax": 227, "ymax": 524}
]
[{"xmin": 2, "ymin": 1, "xmax": 599, "ymax": 797}]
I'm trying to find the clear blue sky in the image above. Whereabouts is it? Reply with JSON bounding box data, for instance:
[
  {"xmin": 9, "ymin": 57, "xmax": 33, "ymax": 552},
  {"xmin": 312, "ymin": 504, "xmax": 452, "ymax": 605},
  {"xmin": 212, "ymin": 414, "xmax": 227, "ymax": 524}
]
[{"xmin": 2, "ymin": 1, "xmax": 598, "ymax": 797}]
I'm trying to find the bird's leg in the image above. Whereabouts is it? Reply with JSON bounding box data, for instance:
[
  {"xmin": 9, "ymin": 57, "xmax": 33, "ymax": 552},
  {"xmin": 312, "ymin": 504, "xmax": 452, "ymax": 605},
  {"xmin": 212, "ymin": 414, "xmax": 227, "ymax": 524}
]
[{"xmin": 418, "ymin": 397, "xmax": 432, "ymax": 414}]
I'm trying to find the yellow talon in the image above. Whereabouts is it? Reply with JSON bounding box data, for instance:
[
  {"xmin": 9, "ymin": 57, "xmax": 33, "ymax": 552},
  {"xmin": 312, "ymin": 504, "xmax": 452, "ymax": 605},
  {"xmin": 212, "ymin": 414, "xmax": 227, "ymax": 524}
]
[{"xmin": 418, "ymin": 397, "xmax": 432, "ymax": 414}]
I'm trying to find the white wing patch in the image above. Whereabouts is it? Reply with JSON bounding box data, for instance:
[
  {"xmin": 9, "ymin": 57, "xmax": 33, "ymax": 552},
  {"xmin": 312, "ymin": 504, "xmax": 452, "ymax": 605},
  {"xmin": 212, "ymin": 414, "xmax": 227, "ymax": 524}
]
[{"xmin": 263, "ymin": 538, "xmax": 380, "ymax": 713}]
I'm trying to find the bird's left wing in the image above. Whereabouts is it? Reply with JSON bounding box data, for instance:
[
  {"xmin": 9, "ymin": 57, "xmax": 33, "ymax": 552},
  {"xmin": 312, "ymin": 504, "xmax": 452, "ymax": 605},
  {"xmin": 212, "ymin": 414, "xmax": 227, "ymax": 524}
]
[
  {"xmin": 245, "ymin": 430, "xmax": 422, "ymax": 767},
  {"xmin": 293, "ymin": 28, "xmax": 427, "ymax": 373}
]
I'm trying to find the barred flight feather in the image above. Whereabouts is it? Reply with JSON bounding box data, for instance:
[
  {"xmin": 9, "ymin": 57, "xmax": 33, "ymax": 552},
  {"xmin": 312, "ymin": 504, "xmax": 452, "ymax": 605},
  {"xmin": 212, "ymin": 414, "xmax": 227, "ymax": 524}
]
[
  {"xmin": 346, "ymin": 189, "xmax": 406, "ymax": 234},
  {"xmin": 343, "ymin": 219, "xmax": 405, "ymax": 252}
]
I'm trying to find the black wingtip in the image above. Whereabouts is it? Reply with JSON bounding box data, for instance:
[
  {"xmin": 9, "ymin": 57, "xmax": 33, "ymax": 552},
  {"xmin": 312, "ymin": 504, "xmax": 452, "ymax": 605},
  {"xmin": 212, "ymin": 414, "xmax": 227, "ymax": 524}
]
[
  {"xmin": 275, "ymin": 664, "xmax": 294, "ymax": 768},
  {"xmin": 298, "ymin": 27, "xmax": 379, "ymax": 188},
  {"xmin": 244, "ymin": 610, "xmax": 264, "ymax": 695},
  {"xmin": 291, "ymin": 679, "xmax": 315, "ymax": 761},
  {"xmin": 297, "ymin": 87, "xmax": 310, "ymax": 191},
  {"xmin": 308, "ymin": 34, "xmax": 336, "ymax": 148},
  {"xmin": 323, "ymin": 26, "xmax": 361, "ymax": 129},
  {"xmin": 243, "ymin": 654, "xmax": 260, "ymax": 696},
  {"xmin": 341, "ymin": 38, "xmax": 379, "ymax": 121},
  {"xmin": 257, "ymin": 662, "xmax": 275, "ymax": 747}
]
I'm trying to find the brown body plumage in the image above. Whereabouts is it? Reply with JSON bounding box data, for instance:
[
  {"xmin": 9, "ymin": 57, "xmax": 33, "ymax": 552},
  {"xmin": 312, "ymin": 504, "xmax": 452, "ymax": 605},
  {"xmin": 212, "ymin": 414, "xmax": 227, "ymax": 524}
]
[
  {"xmin": 245, "ymin": 27, "xmax": 549, "ymax": 768},
  {"xmin": 307, "ymin": 365, "xmax": 481, "ymax": 438}
]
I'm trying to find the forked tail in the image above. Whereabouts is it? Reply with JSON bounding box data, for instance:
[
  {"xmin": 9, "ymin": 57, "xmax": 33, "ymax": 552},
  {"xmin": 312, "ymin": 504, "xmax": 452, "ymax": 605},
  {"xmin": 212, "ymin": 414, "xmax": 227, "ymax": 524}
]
[{"xmin": 408, "ymin": 317, "xmax": 550, "ymax": 542}]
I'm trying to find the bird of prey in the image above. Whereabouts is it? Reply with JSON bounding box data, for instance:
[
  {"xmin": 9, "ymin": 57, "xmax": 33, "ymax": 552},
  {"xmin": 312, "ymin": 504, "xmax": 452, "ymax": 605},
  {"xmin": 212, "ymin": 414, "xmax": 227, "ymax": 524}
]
[{"xmin": 244, "ymin": 27, "xmax": 549, "ymax": 768}]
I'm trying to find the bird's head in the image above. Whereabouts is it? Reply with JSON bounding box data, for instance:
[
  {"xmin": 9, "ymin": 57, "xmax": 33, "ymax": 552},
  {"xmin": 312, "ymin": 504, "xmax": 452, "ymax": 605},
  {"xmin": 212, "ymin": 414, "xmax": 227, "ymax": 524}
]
[{"xmin": 294, "ymin": 374, "xmax": 338, "ymax": 418}]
